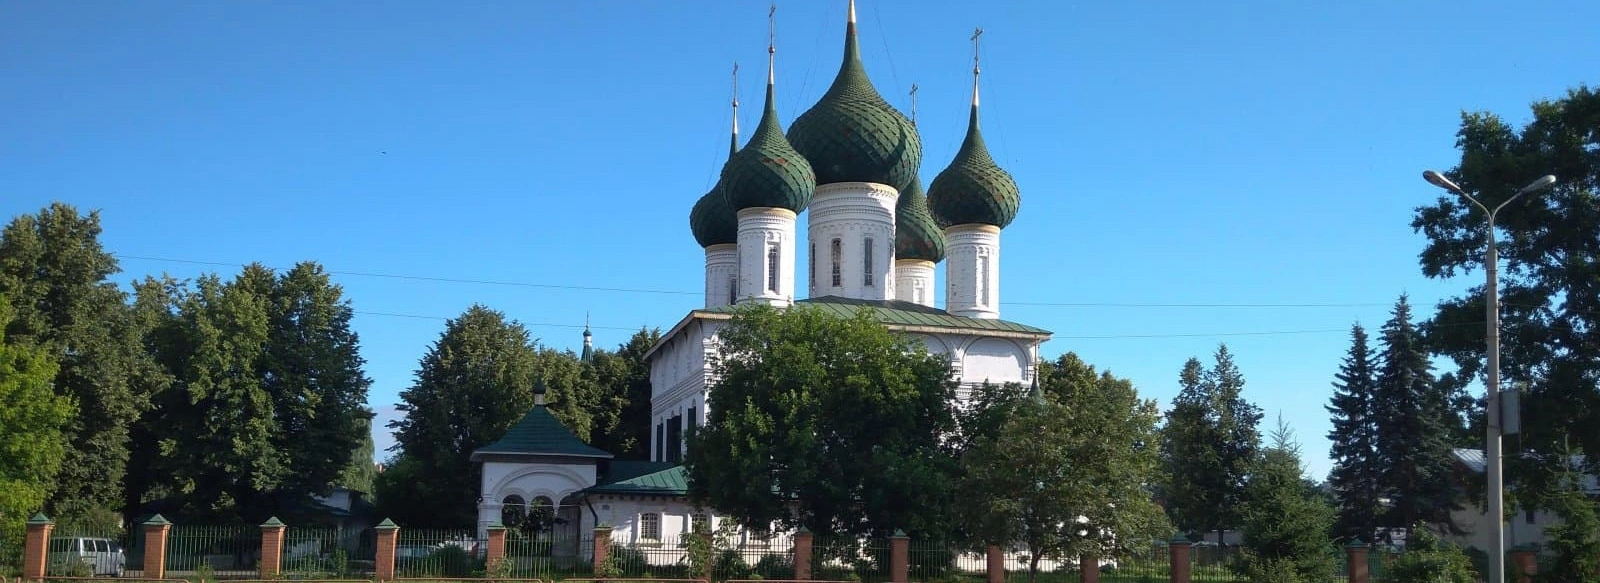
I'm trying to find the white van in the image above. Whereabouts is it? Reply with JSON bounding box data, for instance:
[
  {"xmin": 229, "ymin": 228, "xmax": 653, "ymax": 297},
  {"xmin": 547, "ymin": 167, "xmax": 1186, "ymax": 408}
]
[{"xmin": 47, "ymin": 536, "xmax": 126, "ymax": 577}]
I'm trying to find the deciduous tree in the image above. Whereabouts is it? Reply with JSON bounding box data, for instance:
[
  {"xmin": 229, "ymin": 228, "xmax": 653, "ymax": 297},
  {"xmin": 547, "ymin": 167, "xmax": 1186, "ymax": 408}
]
[
  {"xmin": 0, "ymin": 300, "xmax": 74, "ymax": 554},
  {"xmin": 685, "ymin": 305, "xmax": 959, "ymax": 542},
  {"xmin": 957, "ymin": 354, "xmax": 1168, "ymax": 583},
  {"xmin": 0, "ymin": 203, "xmax": 165, "ymax": 529},
  {"xmin": 1411, "ymin": 84, "xmax": 1600, "ymax": 493}
]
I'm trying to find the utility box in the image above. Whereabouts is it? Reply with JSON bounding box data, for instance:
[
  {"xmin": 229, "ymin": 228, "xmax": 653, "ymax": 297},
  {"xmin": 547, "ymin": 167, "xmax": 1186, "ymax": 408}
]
[{"xmin": 1501, "ymin": 388, "xmax": 1521, "ymax": 435}]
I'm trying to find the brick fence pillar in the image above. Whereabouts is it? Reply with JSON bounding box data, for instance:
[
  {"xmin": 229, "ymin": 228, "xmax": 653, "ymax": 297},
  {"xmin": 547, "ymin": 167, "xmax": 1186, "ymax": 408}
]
[
  {"xmin": 374, "ymin": 519, "xmax": 399, "ymax": 581},
  {"xmin": 142, "ymin": 514, "xmax": 172, "ymax": 581},
  {"xmin": 486, "ymin": 522, "xmax": 507, "ymax": 572},
  {"xmin": 1345, "ymin": 540, "xmax": 1370, "ymax": 583},
  {"xmin": 1510, "ymin": 545, "xmax": 1538, "ymax": 583},
  {"xmin": 1168, "ymin": 536, "xmax": 1192, "ymax": 583},
  {"xmin": 890, "ymin": 530, "xmax": 909, "ymax": 583},
  {"xmin": 260, "ymin": 517, "xmax": 286, "ymax": 579},
  {"xmin": 986, "ymin": 545, "xmax": 1004, "ymax": 583},
  {"xmin": 592, "ymin": 526, "xmax": 612, "ymax": 575},
  {"xmin": 1080, "ymin": 553, "xmax": 1100, "ymax": 583},
  {"xmin": 22, "ymin": 513, "xmax": 53, "ymax": 581},
  {"xmin": 794, "ymin": 528, "xmax": 814, "ymax": 580}
]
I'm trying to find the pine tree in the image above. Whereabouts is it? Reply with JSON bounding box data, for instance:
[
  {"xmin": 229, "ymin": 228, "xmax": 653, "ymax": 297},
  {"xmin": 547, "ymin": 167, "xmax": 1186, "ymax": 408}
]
[
  {"xmin": 1238, "ymin": 417, "xmax": 1338, "ymax": 583},
  {"xmin": 1373, "ymin": 295, "xmax": 1459, "ymax": 530},
  {"xmin": 1326, "ymin": 323, "xmax": 1382, "ymax": 541}
]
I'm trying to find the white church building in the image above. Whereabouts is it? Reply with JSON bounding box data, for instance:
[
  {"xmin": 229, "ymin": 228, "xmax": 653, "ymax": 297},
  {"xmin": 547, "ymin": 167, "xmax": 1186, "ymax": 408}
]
[{"xmin": 473, "ymin": 1, "xmax": 1052, "ymax": 553}]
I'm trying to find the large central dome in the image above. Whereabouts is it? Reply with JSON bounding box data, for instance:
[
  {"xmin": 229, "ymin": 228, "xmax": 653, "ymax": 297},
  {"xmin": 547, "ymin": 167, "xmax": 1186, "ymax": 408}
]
[{"xmin": 785, "ymin": 5, "xmax": 920, "ymax": 191}]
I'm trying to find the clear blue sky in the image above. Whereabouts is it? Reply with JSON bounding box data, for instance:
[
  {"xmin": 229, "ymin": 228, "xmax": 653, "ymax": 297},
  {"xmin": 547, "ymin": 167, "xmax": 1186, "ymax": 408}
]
[{"xmin": 4, "ymin": 0, "xmax": 1598, "ymax": 481}]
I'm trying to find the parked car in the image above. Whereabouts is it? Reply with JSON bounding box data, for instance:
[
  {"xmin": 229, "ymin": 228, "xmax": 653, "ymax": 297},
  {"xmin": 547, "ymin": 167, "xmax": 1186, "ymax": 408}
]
[{"xmin": 47, "ymin": 536, "xmax": 126, "ymax": 577}]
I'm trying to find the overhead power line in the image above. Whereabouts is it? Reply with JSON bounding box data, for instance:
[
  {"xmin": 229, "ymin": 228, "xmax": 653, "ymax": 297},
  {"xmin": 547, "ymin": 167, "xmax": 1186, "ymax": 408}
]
[{"xmin": 114, "ymin": 253, "xmax": 1392, "ymax": 308}]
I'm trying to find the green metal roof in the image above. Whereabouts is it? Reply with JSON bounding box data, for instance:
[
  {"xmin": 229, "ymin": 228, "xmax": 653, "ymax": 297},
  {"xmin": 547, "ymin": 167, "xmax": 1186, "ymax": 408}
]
[
  {"xmin": 690, "ymin": 127, "xmax": 741, "ymax": 248},
  {"xmin": 472, "ymin": 406, "xmax": 613, "ymax": 460},
  {"xmin": 700, "ymin": 296, "xmax": 1050, "ymax": 336},
  {"xmin": 928, "ymin": 104, "xmax": 1020, "ymax": 229},
  {"xmin": 894, "ymin": 177, "xmax": 945, "ymax": 262},
  {"xmin": 786, "ymin": 15, "xmax": 921, "ymax": 190},
  {"xmin": 585, "ymin": 463, "xmax": 688, "ymax": 496},
  {"xmin": 722, "ymin": 79, "xmax": 815, "ymax": 213}
]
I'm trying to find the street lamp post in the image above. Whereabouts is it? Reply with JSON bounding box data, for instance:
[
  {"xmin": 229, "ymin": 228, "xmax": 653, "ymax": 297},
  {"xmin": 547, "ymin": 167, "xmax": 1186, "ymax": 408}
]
[{"xmin": 1421, "ymin": 170, "xmax": 1556, "ymax": 583}]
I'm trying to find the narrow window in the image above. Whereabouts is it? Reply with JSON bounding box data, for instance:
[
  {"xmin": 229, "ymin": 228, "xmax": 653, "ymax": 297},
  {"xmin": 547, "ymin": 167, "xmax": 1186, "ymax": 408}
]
[
  {"xmin": 831, "ymin": 239, "xmax": 842, "ymax": 287},
  {"xmin": 766, "ymin": 244, "xmax": 780, "ymax": 293},
  {"xmin": 863, "ymin": 238, "xmax": 874, "ymax": 286},
  {"xmin": 809, "ymin": 243, "xmax": 816, "ymax": 286},
  {"xmin": 972, "ymin": 257, "xmax": 985, "ymax": 307},
  {"xmin": 655, "ymin": 423, "xmax": 664, "ymax": 461},
  {"xmin": 640, "ymin": 513, "xmax": 662, "ymax": 540},
  {"xmin": 728, "ymin": 275, "xmax": 738, "ymax": 304}
]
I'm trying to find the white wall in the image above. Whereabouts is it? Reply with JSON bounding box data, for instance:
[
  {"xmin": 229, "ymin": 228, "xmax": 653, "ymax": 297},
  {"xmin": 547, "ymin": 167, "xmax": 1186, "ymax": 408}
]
[
  {"xmin": 649, "ymin": 320, "xmax": 723, "ymax": 462},
  {"xmin": 478, "ymin": 458, "xmax": 599, "ymax": 536},
  {"xmin": 807, "ymin": 182, "xmax": 898, "ymax": 301}
]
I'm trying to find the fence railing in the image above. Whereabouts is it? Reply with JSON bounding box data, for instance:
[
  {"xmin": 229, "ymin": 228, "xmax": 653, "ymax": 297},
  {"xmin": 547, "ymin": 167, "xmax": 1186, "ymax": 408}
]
[
  {"xmin": 392, "ymin": 528, "xmax": 480, "ymax": 579},
  {"xmin": 283, "ymin": 525, "xmax": 377, "ymax": 578}
]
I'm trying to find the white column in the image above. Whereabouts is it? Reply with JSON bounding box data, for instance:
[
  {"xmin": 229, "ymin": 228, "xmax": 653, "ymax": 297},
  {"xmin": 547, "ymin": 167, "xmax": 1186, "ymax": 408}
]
[
  {"xmin": 704, "ymin": 244, "xmax": 738, "ymax": 309},
  {"xmin": 943, "ymin": 224, "xmax": 1001, "ymax": 319},
  {"xmin": 736, "ymin": 207, "xmax": 797, "ymax": 307},
  {"xmin": 894, "ymin": 259, "xmax": 936, "ymax": 307},
  {"xmin": 806, "ymin": 182, "xmax": 897, "ymax": 301}
]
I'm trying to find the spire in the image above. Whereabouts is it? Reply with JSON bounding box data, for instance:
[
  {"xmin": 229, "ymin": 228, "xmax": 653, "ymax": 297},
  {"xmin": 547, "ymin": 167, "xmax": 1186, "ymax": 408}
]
[
  {"xmin": 720, "ymin": 3, "xmax": 815, "ymax": 213},
  {"xmin": 767, "ymin": 4, "xmax": 777, "ymax": 86},
  {"xmin": 581, "ymin": 313, "xmax": 593, "ymax": 363},
  {"xmin": 730, "ymin": 62, "xmax": 741, "ymax": 158},
  {"xmin": 909, "ymin": 83, "xmax": 919, "ymax": 127},
  {"xmin": 970, "ymin": 27, "xmax": 983, "ymax": 119}
]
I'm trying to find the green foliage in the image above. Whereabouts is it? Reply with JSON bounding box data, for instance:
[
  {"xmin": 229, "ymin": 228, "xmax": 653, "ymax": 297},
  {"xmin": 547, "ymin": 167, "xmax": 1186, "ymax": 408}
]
[
  {"xmin": 1237, "ymin": 420, "xmax": 1337, "ymax": 583},
  {"xmin": 1325, "ymin": 324, "xmax": 1383, "ymax": 541},
  {"xmin": 384, "ymin": 304, "xmax": 594, "ymax": 526},
  {"xmin": 1533, "ymin": 447, "xmax": 1600, "ymax": 583},
  {"xmin": 585, "ymin": 328, "xmax": 662, "ymax": 459},
  {"xmin": 0, "ymin": 299, "xmax": 74, "ymax": 554},
  {"xmin": 1372, "ymin": 295, "xmax": 1460, "ymax": 530},
  {"xmin": 1411, "ymin": 84, "xmax": 1600, "ymax": 496},
  {"xmin": 956, "ymin": 353, "xmax": 1168, "ymax": 583},
  {"xmin": 337, "ymin": 417, "xmax": 378, "ymax": 495},
  {"xmin": 1381, "ymin": 527, "xmax": 1478, "ymax": 583},
  {"xmin": 126, "ymin": 261, "xmax": 373, "ymax": 522},
  {"xmin": 685, "ymin": 304, "xmax": 959, "ymax": 541},
  {"xmin": 0, "ymin": 203, "xmax": 166, "ymax": 525},
  {"xmin": 1161, "ymin": 344, "xmax": 1264, "ymax": 539}
]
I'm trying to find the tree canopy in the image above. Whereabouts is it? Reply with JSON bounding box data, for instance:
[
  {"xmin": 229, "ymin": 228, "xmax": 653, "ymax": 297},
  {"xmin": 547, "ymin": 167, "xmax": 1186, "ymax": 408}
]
[
  {"xmin": 1411, "ymin": 85, "xmax": 1600, "ymax": 492},
  {"xmin": 685, "ymin": 304, "xmax": 959, "ymax": 541},
  {"xmin": 956, "ymin": 354, "xmax": 1168, "ymax": 583},
  {"xmin": 0, "ymin": 299, "xmax": 74, "ymax": 555},
  {"xmin": 1160, "ymin": 344, "xmax": 1263, "ymax": 541}
]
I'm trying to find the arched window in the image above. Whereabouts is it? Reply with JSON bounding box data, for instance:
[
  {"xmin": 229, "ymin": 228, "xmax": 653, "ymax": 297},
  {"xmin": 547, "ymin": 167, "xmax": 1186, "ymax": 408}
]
[
  {"xmin": 809, "ymin": 243, "xmax": 815, "ymax": 286},
  {"xmin": 830, "ymin": 239, "xmax": 842, "ymax": 287},
  {"xmin": 639, "ymin": 513, "xmax": 662, "ymax": 541},
  {"xmin": 766, "ymin": 244, "xmax": 780, "ymax": 293},
  {"xmin": 979, "ymin": 255, "xmax": 991, "ymax": 306},
  {"xmin": 501, "ymin": 495, "xmax": 527, "ymax": 528},
  {"xmin": 728, "ymin": 275, "xmax": 737, "ymax": 305},
  {"xmin": 863, "ymin": 237, "xmax": 874, "ymax": 286}
]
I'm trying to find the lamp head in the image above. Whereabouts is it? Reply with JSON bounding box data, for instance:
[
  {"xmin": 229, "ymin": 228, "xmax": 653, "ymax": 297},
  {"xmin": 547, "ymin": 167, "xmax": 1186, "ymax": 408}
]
[{"xmin": 1423, "ymin": 170, "xmax": 1465, "ymax": 194}]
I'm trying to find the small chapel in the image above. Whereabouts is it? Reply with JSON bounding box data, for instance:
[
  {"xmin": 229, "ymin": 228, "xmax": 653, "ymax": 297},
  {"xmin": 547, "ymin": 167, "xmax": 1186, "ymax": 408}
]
[{"xmin": 473, "ymin": 0, "xmax": 1053, "ymax": 552}]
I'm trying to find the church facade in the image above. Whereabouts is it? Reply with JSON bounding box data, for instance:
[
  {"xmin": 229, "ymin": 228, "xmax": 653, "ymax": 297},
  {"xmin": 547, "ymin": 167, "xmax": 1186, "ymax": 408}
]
[{"xmin": 474, "ymin": 1, "xmax": 1052, "ymax": 553}]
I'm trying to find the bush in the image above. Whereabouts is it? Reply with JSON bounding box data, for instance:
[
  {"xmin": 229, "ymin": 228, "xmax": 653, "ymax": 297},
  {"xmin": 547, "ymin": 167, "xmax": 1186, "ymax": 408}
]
[
  {"xmin": 426, "ymin": 545, "xmax": 477, "ymax": 578},
  {"xmin": 753, "ymin": 552, "xmax": 793, "ymax": 579},
  {"xmin": 1383, "ymin": 527, "xmax": 1477, "ymax": 583}
]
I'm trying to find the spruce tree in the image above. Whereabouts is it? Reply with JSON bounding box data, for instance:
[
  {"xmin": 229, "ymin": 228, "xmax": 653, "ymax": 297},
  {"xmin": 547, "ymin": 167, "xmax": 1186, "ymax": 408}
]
[
  {"xmin": 1238, "ymin": 417, "xmax": 1338, "ymax": 583},
  {"xmin": 1326, "ymin": 323, "xmax": 1381, "ymax": 541},
  {"xmin": 1160, "ymin": 345, "xmax": 1263, "ymax": 544},
  {"xmin": 1373, "ymin": 295, "xmax": 1459, "ymax": 530}
]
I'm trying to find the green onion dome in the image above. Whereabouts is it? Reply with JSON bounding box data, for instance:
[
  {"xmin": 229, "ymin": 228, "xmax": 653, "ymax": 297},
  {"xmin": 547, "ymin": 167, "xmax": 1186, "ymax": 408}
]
[
  {"xmin": 927, "ymin": 103, "xmax": 1020, "ymax": 229},
  {"xmin": 689, "ymin": 131, "xmax": 741, "ymax": 247},
  {"xmin": 721, "ymin": 78, "xmax": 815, "ymax": 213},
  {"xmin": 785, "ymin": 12, "xmax": 921, "ymax": 191},
  {"xmin": 894, "ymin": 177, "xmax": 945, "ymax": 262}
]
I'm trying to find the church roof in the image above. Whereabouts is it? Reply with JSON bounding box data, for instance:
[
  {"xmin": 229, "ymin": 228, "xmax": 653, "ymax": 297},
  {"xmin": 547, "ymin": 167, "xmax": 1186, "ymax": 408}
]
[
  {"xmin": 585, "ymin": 463, "xmax": 688, "ymax": 496},
  {"xmin": 894, "ymin": 177, "xmax": 945, "ymax": 262},
  {"xmin": 785, "ymin": 1, "xmax": 921, "ymax": 191},
  {"xmin": 470, "ymin": 406, "xmax": 613, "ymax": 461}
]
